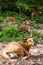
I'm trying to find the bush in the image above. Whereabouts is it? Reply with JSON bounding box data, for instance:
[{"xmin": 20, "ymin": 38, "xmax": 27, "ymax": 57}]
[
  {"xmin": 31, "ymin": 29, "xmax": 40, "ymax": 37},
  {"xmin": 0, "ymin": 25, "xmax": 3, "ymax": 31},
  {"xmin": 33, "ymin": 36, "xmax": 38, "ymax": 43},
  {"xmin": 0, "ymin": 26, "xmax": 30, "ymax": 42},
  {"xmin": 40, "ymin": 33, "xmax": 43, "ymax": 40},
  {"xmin": 34, "ymin": 24, "xmax": 41, "ymax": 29},
  {"xmin": 0, "ymin": 16, "xmax": 4, "ymax": 22},
  {"xmin": 0, "ymin": 32, "xmax": 4, "ymax": 42},
  {"xmin": 34, "ymin": 15, "xmax": 43, "ymax": 24}
]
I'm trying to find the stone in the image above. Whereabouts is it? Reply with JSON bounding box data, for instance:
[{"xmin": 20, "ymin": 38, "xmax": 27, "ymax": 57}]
[
  {"xmin": 21, "ymin": 56, "xmax": 29, "ymax": 60},
  {"xmin": 10, "ymin": 53, "xmax": 18, "ymax": 59}
]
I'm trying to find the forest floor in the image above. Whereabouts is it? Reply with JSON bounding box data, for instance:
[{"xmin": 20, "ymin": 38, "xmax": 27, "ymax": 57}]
[
  {"xmin": 0, "ymin": 43, "xmax": 43, "ymax": 65},
  {"xmin": 0, "ymin": 17, "xmax": 43, "ymax": 65}
]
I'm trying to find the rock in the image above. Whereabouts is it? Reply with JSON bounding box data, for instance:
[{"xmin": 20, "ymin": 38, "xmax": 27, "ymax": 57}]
[
  {"xmin": 29, "ymin": 44, "xmax": 43, "ymax": 56},
  {"xmin": 0, "ymin": 62, "xmax": 2, "ymax": 65},
  {"xmin": 21, "ymin": 56, "xmax": 29, "ymax": 60},
  {"xmin": 37, "ymin": 29, "xmax": 43, "ymax": 33},
  {"xmin": 36, "ymin": 44, "xmax": 43, "ymax": 55},
  {"xmin": 10, "ymin": 53, "xmax": 18, "ymax": 59},
  {"xmin": 36, "ymin": 44, "xmax": 43, "ymax": 47},
  {"xmin": 30, "ymin": 48, "xmax": 40, "ymax": 56},
  {"xmin": 38, "ymin": 39, "xmax": 43, "ymax": 44},
  {"xmin": 40, "ymin": 50, "xmax": 43, "ymax": 55}
]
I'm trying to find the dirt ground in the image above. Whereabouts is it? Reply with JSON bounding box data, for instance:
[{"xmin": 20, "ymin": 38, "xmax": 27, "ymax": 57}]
[{"xmin": 0, "ymin": 43, "xmax": 43, "ymax": 65}]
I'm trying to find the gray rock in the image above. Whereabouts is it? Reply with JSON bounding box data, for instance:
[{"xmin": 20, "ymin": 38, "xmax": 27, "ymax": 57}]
[
  {"xmin": 21, "ymin": 56, "xmax": 29, "ymax": 60},
  {"xmin": 9, "ymin": 53, "xmax": 18, "ymax": 59}
]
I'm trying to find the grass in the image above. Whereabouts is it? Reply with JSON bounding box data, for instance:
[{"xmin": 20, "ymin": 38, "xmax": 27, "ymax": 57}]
[
  {"xmin": 0, "ymin": 26, "xmax": 42, "ymax": 43},
  {"xmin": 0, "ymin": 12, "xmax": 43, "ymax": 43},
  {"xmin": 0, "ymin": 26, "xmax": 30, "ymax": 42}
]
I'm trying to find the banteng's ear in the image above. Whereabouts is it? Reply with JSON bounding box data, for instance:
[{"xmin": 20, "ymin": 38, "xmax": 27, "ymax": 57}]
[
  {"xmin": 24, "ymin": 20, "xmax": 31, "ymax": 25},
  {"xmin": 27, "ymin": 38, "xmax": 33, "ymax": 42}
]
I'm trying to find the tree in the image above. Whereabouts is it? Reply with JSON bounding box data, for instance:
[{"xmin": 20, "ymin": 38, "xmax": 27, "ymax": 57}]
[{"xmin": 0, "ymin": 0, "xmax": 3, "ymax": 12}]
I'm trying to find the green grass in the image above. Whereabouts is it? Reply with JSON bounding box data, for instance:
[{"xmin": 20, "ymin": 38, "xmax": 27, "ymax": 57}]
[
  {"xmin": 0, "ymin": 26, "xmax": 30, "ymax": 42},
  {"xmin": 0, "ymin": 12, "xmax": 43, "ymax": 43},
  {"xmin": 0, "ymin": 26, "xmax": 42, "ymax": 43},
  {"xmin": 33, "ymin": 36, "xmax": 38, "ymax": 43}
]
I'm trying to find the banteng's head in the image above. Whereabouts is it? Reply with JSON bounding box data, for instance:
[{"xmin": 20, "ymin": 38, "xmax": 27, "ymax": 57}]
[
  {"xmin": 25, "ymin": 38, "xmax": 34, "ymax": 46},
  {"xmin": 24, "ymin": 20, "xmax": 31, "ymax": 25}
]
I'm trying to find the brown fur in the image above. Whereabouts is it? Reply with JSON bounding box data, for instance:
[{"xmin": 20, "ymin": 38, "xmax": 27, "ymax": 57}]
[
  {"xmin": 7, "ymin": 16, "xmax": 16, "ymax": 22},
  {"xmin": 31, "ymin": 12, "xmax": 41, "ymax": 17},
  {"xmin": 24, "ymin": 20, "xmax": 31, "ymax": 25},
  {"xmin": 18, "ymin": 20, "xmax": 31, "ymax": 32},
  {"xmin": 2, "ymin": 38, "xmax": 34, "ymax": 59},
  {"xmin": 18, "ymin": 25, "xmax": 30, "ymax": 32},
  {"xmin": 31, "ymin": 12, "xmax": 41, "ymax": 20}
]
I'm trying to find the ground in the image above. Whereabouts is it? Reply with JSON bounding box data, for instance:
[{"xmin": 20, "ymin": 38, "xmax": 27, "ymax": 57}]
[
  {"xmin": 0, "ymin": 16, "xmax": 43, "ymax": 65},
  {"xmin": 0, "ymin": 43, "xmax": 43, "ymax": 65}
]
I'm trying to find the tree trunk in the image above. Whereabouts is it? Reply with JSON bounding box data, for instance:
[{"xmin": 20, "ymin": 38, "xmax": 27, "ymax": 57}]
[
  {"xmin": 0, "ymin": 5, "xmax": 2, "ymax": 12},
  {"xmin": 0, "ymin": 0, "xmax": 2, "ymax": 12}
]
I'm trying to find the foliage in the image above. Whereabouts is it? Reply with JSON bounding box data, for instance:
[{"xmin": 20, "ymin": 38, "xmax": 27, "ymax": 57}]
[
  {"xmin": 33, "ymin": 36, "xmax": 38, "ymax": 43},
  {"xmin": 0, "ymin": 25, "xmax": 3, "ymax": 31},
  {"xmin": 0, "ymin": 0, "xmax": 43, "ymax": 24},
  {"xmin": 40, "ymin": 33, "xmax": 43, "ymax": 40},
  {"xmin": 31, "ymin": 29, "xmax": 40, "ymax": 38},
  {"xmin": 33, "ymin": 15, "xmax": 43, "ymax": 24},
  {"xmin": 0, "ymin": 26, "xmax": 30, "ymax": 42},
  {"xmin": 15, "ymin": 1, "xmax": 29, "ymax": 13},
  {"xmin": 0, "ymin": 0, "xmax": 43, "ymax": 43},
  {"xmin": 34, "ymin": 24, "xmax": 41, "ymax": 29},
  {"xmin": 0, "ymin": 0, "xmax": 43, "ymax": 14}
]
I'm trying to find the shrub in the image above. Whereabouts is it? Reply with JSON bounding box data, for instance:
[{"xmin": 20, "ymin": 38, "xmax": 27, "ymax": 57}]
[
  {"xmin": 0, "ymin": 25, "xmax": 3, "ymax": 31},
  {"xmin": 31, "ymin": 29, "xmax": 40, "ymax": 37},
  {"xmin": 3, "ymin": 25, "xmax": 18, "ymax": 37},
  {"xmin": 33, "ymin": 36, "xmax": 38, "ymax": 43},
  {"xmin": 34, "ymin": 15, "xmax": 43, "ymax": 24},
  {"xmin": 40, "ymin": 33, "xmax": 43, "ymax": 40},
  {"xmin": 34, "ymin": 24, "xmax": 41, "ymax": 29},
  {"xmin": 0, "ymin": 26, "xmax": 30, "ymax": 42},
  {"xmin": 0, "ymin": 32, "xmax": 4, "ymax": 42}
]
